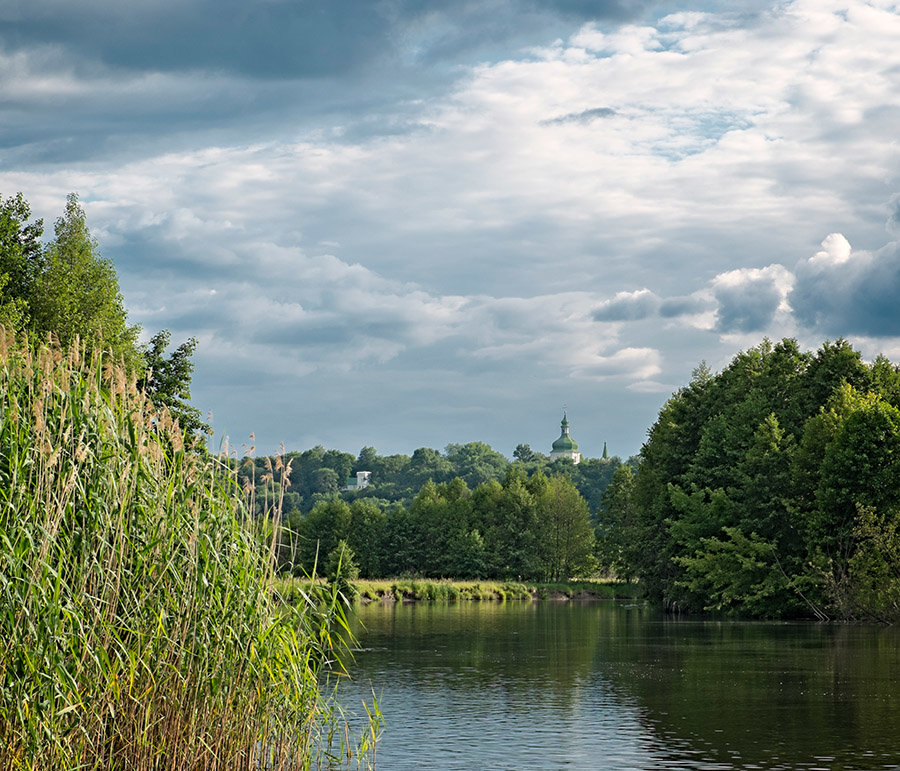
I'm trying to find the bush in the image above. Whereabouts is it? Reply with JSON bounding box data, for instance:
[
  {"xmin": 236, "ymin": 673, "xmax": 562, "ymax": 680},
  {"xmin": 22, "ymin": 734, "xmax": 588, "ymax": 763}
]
[{"xmin": 326, "ymin": 540, "xmax": 360, "ymax": 603}]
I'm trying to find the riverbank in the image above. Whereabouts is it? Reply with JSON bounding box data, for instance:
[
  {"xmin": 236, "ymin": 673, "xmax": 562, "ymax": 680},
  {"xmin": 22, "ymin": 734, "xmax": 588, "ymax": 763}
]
[{"xmin": 278, "ymin": 577, "xmax": 642, "ymax": 604}]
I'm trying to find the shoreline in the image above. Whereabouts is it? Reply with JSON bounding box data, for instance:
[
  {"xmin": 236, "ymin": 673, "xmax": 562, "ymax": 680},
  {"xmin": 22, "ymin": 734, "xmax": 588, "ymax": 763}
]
[{"xmin": 353, "ymin": 578, "xmax": 642, "ymax": 604}]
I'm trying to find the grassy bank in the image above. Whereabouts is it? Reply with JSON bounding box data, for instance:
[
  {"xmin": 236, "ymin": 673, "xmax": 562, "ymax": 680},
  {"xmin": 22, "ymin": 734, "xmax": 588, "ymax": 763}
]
[
  {"xmin": 278, "ymin": 577, "xmax": 642, "ymax": 604},
  {"xmin": 0, "ymin": 330, "xmax": 374, "ymax": 770}
]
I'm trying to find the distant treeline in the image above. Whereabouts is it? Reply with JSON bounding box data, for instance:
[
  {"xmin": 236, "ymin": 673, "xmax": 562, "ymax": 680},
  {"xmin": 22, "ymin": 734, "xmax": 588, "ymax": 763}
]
[
  {"xmin": 601, "ymin": 338, "xmax": 900, "ymax": 622},
  {"xmin": 235, "ymin": 440, "xmax": 628, "ymax": 518},
  {"xmin": 283, "ymin": 472, "xmax": 599, "ymax": 582},
  {"xmin": 234, "ymin": 445, "xmax": 628, "ymax": 582}
]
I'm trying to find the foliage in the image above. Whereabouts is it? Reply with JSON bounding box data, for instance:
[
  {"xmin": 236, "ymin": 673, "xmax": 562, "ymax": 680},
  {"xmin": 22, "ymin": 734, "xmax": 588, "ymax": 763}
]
[
  {"xmin": 614, "ymin": 337, "xmax": 900, "ymax": 620},
  {"xmin": 1, "ymin": 192, "xmax": 205, "ymax": 442},
  {"xmin": 844, "ymin": 505, "xmax": 900, "ymax": 622},
  {"xmin": 326, "ymin": 540, "xmax": 361, "ymax": 603},
  {"xmin": 29, "ymin": 194, "xmax": 140, "ymax": 367},
  {"xmin": 0, "ymin": 329, "xmax": 372, "ymax": 769},
  {"xmin": 137, "ymin": 329, "xmax": 210, "ymax": 437},
  {"xmin": 276, "ymin": 462, "xmax": 599, "ymax": 582},
  {"xmin": 597, "ymin": 464, "xmax": 638, "ymax": 579},
  {"xmin": 534, "ymin": 474, "xmax": 597, "ymax": 581},
  {"xmin": 0, "ymin": 193, "xmax": 43, "ymax": 329}
]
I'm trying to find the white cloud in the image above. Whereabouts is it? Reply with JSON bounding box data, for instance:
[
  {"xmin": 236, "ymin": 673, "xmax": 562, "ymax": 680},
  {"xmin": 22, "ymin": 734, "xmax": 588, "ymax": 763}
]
[{"xmin": 808, "ymin": 233, "xmax": 852, "ymax": 267}]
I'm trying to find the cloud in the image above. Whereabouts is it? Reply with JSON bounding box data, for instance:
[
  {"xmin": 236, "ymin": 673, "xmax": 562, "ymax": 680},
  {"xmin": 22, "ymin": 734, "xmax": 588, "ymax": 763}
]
[
  {"xmin": 593, "ymin": 289, "xmax": 660, "ymax": 321},
  {"xmin": 808, "ymin": 232, "xmax": 852, "ymax": 267},
  {"xmin": 888, "ymin": 194, "xmax": 900, "ymax": 237},
  {"xmin": 0, "ymin": 0, "xmax": 650, "ymax": 86},
  {"xmin": 711, "ymin": 265, "xmax": 794, "ymax": 334},
  {"xmin": 659, "ymin": 295, "xmax": 715, "ymax": 318},
  {"xmin": 574, "ymin": 347, "xmax": 662, "ymax": 381},
  {"xmin": 4, "ymin": 0, "xmax": 900, "ymax": 460},
  {"xmin": 791, "ymin": 235, "xmax": 900, "ymax": 337},
  {"xmin": 541, "ymin": 107, "xmax": 617, "ymax": 125}
]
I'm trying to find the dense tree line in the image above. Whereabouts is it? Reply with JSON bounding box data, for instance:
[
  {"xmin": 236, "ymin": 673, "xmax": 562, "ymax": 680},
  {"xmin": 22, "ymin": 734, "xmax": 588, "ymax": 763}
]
[
  {"xmin": 0, "ymin": 192, "xmax": 206, "ymax": 435},
  {"xmin": 237, "ymin": 440, "xmax": 625, "ymax": 518},
  {"xmin": 234, "ymin": 441, "xmax": 623, "ymax": 582},
  {"xmin": 277, "ymin": 469, "xmax": 598, "ymax": 582},
  {"xmin": 600, "ymin": 338, "xmax": 900, "ymax": 621}
]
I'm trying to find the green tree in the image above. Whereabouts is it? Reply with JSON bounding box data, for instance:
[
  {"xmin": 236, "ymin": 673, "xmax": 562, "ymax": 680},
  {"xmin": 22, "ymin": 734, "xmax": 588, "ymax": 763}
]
[
  {"xmin": 814, "ymin": 389, "xmax": 900, "ymax": 580},
  {"xmin": 403, "ymin": 447, "xmax": 454, "ymax": 493},
  {"xmin": 477, "ymin": 473, "xmax": 542, "ymax": 580},
  {"xmin": 846, "ymin": 505, "xmax": 900, "ymax": 622},
  {"xmin": 346, "ymin": 499, "xmax": 388, "ymax": 578},
  {"xmin": 597, "ymin": 464, "xmax": 638, "ymax": 579},
  {"xmin": 356, "ymin": 446, "xmax": 379, "ymax": 471},
  {"xmin": 535, "ymin": 475, "xmax": 596, "ymax": 581},
  {"xmin": 0, "ymin": 192, "xmax": 44, "ymax": 329},
  {"xmin": 408, "ymin": 477, "xmax": 475, "ymax": 576},
  {"xmin": 513, "ymin": 443, "xmax": 537, "ymax": 462},
  {"xmin": 137, "ymin": 329, "xmax": 209, "ymax": 436},
  {"xmin": 445, "ymin": 441, "xmax": 509, "ymax": 488},
  {"xmin": 30, "ymin": 194, "xmax": 139, "ymax": 365},
  {"xmin": 325, "ymin": 539, "xmax": 360, "ymax": 603},
  {"xmin": 299, "ymin": 499, "xmax": 352, "ymax": 574},
  {"xmin": 311, "ymin": 467, "xmax": 340, "ymax": 495}
]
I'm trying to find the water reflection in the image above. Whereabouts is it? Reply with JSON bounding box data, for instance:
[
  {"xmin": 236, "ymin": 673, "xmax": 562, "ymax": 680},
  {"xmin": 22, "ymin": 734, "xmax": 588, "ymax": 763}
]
[{"xmin": 341, "ymin": 602, "xmax": 900, "ymax": 770}]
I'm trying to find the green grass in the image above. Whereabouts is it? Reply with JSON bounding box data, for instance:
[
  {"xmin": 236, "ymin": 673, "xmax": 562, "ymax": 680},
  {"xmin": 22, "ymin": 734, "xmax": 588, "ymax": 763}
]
[
  {"xmin": 303, "ymin": 577, "xmax": 642, "ymax": 603},
  {"xmin": 0, "ymin": 330, "xmax": 376, "ymax": 770}
]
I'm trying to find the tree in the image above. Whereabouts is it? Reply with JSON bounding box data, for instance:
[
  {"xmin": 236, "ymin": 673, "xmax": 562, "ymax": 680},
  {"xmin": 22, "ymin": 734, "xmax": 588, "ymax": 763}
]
[
  {"xmin": 300, "ymin": 499, "xmax": 352, "ymax": 574},
  {"xmin": 347, "ymin": 499, "xmax": 388, "ymax": 578},
  {"xmin": 356, "ymin": 446, "xmax": 379, "ymax": 471},
  {"xmin": 597, "ymin": 464, "xmax": 638, "ymax": 579},
  {"xmin": 0, "ymin": 192, "xmax": 44, "ymax": 329},
  {"xmin": 445, "ymin": 441, "xmax": 508, "ymax": 488},
  {"xmin": 137, "ymin": 329, "xmax": 209, "ymax": 436},
  {"xmin": 477, "ymin": 474, "xmax": 542, "ymax": 580},
  {"xmin": 535, "ymin": 475, "xmax": 596, "ymax": 581},
  {"xmin": 405, "ymin": 446, "xmax": 454, "ymax": 491},
  {"xmin": 814, "ymin": 389, "xmax": 900, "ymax": 574},
  {"xmin": 513, "ymin": 443, "xmax": 537, "ymax": 462},
  {"xmin": 325, "ymin": 539, "xmax": 360, "ymax": 603},
  {"xmin": 30, "ymin": 194, "xmax": 139, "ymax": 366}
]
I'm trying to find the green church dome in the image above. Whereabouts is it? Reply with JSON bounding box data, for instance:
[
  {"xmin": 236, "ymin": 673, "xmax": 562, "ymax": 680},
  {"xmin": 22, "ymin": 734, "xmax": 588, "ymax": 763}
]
[
  {"xmin": 551, "ymin": 412, "xmax": 579, "ymax": 452},
  {"xmin": 552, "ymin": 434, "xmax": 578, "ymax": 451}
]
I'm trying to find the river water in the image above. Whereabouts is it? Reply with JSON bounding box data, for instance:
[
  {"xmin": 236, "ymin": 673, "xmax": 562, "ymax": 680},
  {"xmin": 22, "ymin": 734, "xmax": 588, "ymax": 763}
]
[{"xmin": 340, "ymin": 600, "xmax": 900, "ymax": 770}]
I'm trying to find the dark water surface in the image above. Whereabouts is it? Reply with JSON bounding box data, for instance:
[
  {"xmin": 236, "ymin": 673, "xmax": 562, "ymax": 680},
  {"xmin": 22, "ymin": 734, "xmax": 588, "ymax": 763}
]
[{"xmin": 341, "ymin": 601, "xmax": 900, "ymax": 770}]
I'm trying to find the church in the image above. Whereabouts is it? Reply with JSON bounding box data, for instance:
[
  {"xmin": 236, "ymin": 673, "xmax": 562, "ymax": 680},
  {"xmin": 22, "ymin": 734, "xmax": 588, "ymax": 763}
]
[{"xmin": 549, "ymin": 411, "xmax": 581, "ymax": 464}]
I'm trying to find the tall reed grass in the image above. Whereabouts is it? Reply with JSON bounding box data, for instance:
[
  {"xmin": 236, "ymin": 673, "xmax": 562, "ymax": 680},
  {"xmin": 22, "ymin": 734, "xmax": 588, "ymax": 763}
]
[{"xmin": 0, "ymin": 329, "xmax": 374, "ymax": 770}]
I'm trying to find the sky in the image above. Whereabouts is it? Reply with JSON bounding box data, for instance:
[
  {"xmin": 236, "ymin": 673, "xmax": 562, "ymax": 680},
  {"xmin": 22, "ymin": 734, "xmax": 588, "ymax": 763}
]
[{"xmin": 2, "ymin": 0, "xmax": 899, "ymax": 462}]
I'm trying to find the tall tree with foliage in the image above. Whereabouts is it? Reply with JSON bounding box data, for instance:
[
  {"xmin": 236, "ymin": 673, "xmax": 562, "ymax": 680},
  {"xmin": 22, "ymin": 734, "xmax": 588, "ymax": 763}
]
[
  {"xmin": 29, "ymin": 194, "xmax": 140, "ymax": 366},
  {"xmin": 533, "ymin": 473, "xmax": 596, "ymax": 581},
  {"xmin": 0, "ymin": 193, "xmax": 44, "ymax": 329}
]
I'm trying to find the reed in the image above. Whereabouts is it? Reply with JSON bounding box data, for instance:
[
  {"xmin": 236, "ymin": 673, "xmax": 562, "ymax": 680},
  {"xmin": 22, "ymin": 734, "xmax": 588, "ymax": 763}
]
[{"xmin": 0, "ymin": 329, "xmax": 372, "ymax": 770}]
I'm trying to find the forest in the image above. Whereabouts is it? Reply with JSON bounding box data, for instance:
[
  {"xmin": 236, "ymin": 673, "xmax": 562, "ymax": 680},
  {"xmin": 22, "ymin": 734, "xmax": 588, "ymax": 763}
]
[
  {"xmin": 600, "ymin": 338, "xmax": 900, "ymax": 622},
  {"xmin": 236, "ymin": 444, "xmax": 623, "ymax": 582},
  {"xmin": 248, "ymin": 336, "xmax": 900, "ymax": 623}
]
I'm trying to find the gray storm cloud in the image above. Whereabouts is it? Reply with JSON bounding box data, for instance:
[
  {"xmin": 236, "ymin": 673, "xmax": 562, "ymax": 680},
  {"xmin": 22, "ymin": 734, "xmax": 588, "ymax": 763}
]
[
  {"xmin": 713, "ymin": 277, "xmax": 783, "ymax": 334},
  {"xmin": 791, "ymin": 236, "xmax": 900, "ymax": 338},
  {"xmin": 593, "ymin": 290, "xmax": 660, "ymax": 321}
]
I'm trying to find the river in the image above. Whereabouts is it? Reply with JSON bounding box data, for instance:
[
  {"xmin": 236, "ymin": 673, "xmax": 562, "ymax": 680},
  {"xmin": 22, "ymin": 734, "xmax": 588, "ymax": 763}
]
[{"xmin": 340, "ymin": 600, "xmax": 900, "ymax": 770}]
